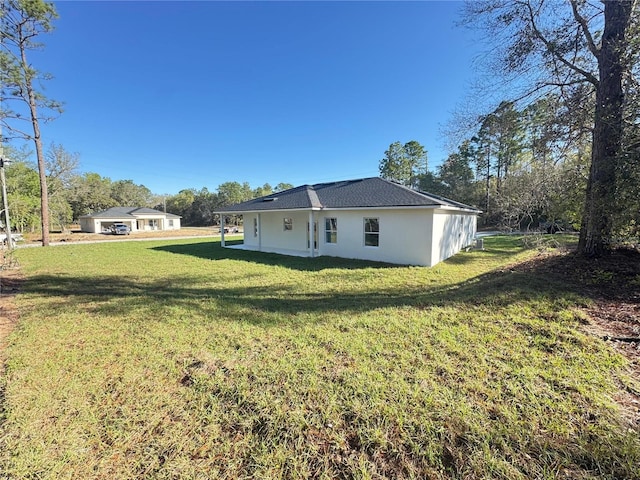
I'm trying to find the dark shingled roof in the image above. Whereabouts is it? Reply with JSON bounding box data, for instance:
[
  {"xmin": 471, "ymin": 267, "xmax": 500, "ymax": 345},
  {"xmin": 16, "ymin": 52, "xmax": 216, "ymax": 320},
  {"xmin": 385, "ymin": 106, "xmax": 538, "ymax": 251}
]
[
  {"xmin": 216, "ymin": 177, "xmax": 481, "ymax": 213},
  {"xmin": 79, "ymin": 207, "xmax": 181, "ymax": 218}
]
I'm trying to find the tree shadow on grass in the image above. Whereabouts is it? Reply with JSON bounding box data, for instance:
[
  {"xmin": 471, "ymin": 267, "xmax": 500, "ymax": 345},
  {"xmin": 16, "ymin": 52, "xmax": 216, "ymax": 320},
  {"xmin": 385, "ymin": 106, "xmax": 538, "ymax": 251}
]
[
  {"xmin": 153, "ymin": 238, "xmax": 531, "ymax": 271},
  {"xmin": 152, "ymin": 240, "xmax": 406, "ymax": 272},
  {"xmin": 19, "ymin": 253, "xmax": 590, "ymax": 327}
]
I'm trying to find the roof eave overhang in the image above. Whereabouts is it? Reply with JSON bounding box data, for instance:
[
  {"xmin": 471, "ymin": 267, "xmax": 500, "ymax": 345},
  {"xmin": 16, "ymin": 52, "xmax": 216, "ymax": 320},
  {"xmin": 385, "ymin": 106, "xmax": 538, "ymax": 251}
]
[
  {"xmin": 217, "ymin": 205, "xmax": 480, "ymax": 214},
  {"xmin": 322, "ymin": 205, "xmax": 480, "ymax": 213},
  {"xmin": 321, "ymin": 205, "xmax": 439, "ymax": 211},
  {"xmin": 433, "ymin": 206, "xmax": 483, "ymax": 214},
  {"xmin": 81, "ymin": 215, "xmax": 137, "ymax": 220},
  {"xmin": 215, "ymin": 207, "xmax": 321, "ymax": 215}
]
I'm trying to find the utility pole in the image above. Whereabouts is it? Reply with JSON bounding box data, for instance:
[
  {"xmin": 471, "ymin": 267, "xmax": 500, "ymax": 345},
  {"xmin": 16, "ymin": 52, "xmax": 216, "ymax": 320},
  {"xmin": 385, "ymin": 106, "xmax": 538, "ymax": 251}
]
[{"xmin": 0, "ymin": 118, "xmax": 13, "ymax": 250}]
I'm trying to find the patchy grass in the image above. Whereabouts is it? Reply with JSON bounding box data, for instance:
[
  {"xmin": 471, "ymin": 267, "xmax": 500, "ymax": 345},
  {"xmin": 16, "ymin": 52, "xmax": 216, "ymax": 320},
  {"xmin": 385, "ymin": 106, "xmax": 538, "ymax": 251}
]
[{"xmin": 0, "ymin": 236, "xmax": 638, "ymax": 479}]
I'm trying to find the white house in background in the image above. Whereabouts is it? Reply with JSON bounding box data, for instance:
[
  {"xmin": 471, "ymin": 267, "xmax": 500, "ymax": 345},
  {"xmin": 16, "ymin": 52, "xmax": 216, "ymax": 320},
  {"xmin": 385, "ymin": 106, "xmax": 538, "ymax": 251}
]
[
  {"xmin": 215, "ymin": 177, "xmax": 481, "ymax": 267},
  {"xmin": 79, "ymin": 207, "xmax": 181, "ymax": 233}
]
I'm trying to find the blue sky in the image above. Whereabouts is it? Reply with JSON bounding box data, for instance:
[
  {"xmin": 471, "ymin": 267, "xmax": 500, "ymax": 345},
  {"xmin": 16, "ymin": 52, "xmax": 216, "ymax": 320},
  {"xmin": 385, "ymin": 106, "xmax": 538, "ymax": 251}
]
[{"xmin": 30, "ymin": 0, "xmax": 481, "ymax": 195}]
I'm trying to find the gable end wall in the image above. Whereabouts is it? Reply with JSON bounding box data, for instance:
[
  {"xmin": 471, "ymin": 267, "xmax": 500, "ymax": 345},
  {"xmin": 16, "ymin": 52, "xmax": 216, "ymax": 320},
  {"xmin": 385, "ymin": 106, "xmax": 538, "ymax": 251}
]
[{"xmin": 431, "ymin": 210, "xmax": 477, "ymax": 266}]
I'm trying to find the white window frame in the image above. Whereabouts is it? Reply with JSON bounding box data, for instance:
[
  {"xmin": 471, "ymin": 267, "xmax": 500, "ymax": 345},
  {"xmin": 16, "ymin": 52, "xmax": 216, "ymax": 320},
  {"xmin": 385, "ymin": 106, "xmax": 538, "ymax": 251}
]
[
  {"xmin": 325, "ymin": 217, "xmax": 337, "ymax": 244},
  {"xmin": 364, "ymin": 217, "xmax": 379, "ymax": 247},
  {"xmin": 283, "ymin": 217, "xmax": 293, "ymax": 231}
]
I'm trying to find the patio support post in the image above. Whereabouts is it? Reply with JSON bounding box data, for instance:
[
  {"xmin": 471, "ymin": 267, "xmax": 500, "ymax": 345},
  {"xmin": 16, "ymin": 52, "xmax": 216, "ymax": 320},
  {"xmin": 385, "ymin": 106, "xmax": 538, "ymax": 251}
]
[
  {"xmin": 258, "ymin": 213, "xmax": 262, "ymax": 252},
  {"xmin": 221, "ymin": 215, "xmax": 225, "ymax": 247},
  {"xmin": 309, "ymin": 211, "xmax": 315, "ymax": 258}
]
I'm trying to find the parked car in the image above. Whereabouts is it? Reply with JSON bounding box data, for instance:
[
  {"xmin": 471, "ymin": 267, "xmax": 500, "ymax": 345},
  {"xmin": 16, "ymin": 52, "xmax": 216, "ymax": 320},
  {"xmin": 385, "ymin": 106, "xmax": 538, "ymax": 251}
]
[
  {"xmin": 540, "ymin": 220, "xmax": 574, "ymax": 234},
  {"xmin": 0, "ymin": 233, "xmax": 24, "ymax": 244},
  {"xmin": 110, "ymin": 223, "xmax": 131, "ymax": 235}
]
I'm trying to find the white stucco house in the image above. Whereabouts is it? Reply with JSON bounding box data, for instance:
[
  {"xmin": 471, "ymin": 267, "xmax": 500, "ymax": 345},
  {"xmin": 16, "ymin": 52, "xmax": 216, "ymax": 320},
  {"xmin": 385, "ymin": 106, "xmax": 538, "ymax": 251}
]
[
  {"xmin": 215, "ymin": 177, "xmax": 481, "ymax": 267},
  {"xmin": 79, "ymin": 207, "xmax": 181, "ymax": 233}
]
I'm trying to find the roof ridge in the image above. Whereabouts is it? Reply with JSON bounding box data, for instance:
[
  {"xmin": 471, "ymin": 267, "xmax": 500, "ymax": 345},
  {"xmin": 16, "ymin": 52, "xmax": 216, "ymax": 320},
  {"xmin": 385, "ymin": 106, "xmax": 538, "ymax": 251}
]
[{"xmin": 311, "ymin": 176, "xmax": 378, "ymax": 189}]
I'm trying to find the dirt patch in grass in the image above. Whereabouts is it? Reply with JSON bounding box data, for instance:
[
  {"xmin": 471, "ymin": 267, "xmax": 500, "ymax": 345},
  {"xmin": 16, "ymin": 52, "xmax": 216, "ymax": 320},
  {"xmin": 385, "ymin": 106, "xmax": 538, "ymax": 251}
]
[
  {"xmin": 513, "ymin": 245, "xmax": 640, "ymax": 339},
  {"xmin": 23, "ymin": 226, "xmax": 221, "ymax": 244},
  {"xmin": 512, "ymin": 245, "xmax": 640, "ymax": 427},
  {"xmin": 0, "ymin": 264, "xmax": 22, "ymax": 363}
]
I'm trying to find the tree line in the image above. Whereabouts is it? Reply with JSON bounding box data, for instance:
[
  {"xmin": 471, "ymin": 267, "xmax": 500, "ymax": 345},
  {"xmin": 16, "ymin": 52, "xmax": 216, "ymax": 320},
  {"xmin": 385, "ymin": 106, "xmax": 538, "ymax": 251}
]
[
  {"xmin": 3, "ymin": 143, "xmax": 293, "ymax": 231},
  {"xmin": 161, "ymin": 181, "xmax": 293, "ymax": 227},
  {"xmin": 380, "ymin": 96, "xmax": 590, "ymax": 233}
]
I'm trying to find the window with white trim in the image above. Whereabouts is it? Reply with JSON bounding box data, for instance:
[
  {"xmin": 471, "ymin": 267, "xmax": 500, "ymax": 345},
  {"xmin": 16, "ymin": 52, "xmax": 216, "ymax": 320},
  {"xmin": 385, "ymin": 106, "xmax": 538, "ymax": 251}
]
[
  {"xmin": 283, "ymin": 218, "xmax": 293, "ymax": 231},
  {"xmin": 325, "ymin": 217, "xmax": 337, "ymax": 243},
  {"xmin": 364, "ymin": 217, "xmax": 379, "ymax": 247},
  {"xmin": 253, "ymin": 218, "xmax": 258, "ymax": 237}
]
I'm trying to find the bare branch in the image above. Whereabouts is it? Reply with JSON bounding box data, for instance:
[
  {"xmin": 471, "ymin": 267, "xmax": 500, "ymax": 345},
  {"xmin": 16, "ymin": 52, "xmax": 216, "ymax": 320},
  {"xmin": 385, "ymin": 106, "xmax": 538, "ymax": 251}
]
[
  {"xmin": 524, "ymin": 0, "xmax": 599, "ymax": 85},
  {"xmin": 569, "ymin": 0, "xmax": 600, "ymax": 59},
  {"xmin": 0, "ymin": 120, "xmax": 34, "ymax": 139}
]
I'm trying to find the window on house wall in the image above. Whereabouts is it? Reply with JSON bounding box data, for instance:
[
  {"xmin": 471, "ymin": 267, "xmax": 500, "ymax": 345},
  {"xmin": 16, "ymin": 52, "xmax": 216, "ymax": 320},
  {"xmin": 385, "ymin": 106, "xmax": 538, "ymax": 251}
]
[
  {"xmin": 253, "ymin": 218, "xmax": 258, "ymax": 237},
  {"xmin": 149, "ymin": 219, "xmax": 158, "ymax": 229},
  {"xmin": 283, "ymin": 218, "xmax": 293, "ymax": 231},
  {"xmin": 325, "ymin": 217, "xmax": 337, "ymax": 243},
  {"xmin": 364, "ymin": 218, "xmax": 379, "ymax": 247},
  {"xmin": 168, "ymin": 219, "xmax": 174, "ymax": 227}
]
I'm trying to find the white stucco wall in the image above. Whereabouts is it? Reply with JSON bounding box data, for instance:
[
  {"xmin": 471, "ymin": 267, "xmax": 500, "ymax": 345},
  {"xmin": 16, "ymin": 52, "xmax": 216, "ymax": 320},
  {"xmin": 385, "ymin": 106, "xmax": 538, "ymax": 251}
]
[
  {"xmin": 242, "ymin": 211, "xmax": 310, "ymax": 253},
  {"xmin": 430, "ymin": 210, "xmax": 477, "ymax": 266},
  {"xmin": 242, "ymin": 213, "xmax": 259, "ymax": 249},
  {"xmin": 238, "ymin": 208, "xmax": 477, "ymax": 267},
  {"xmin": 317, "ymin": 209, "xmax": 435, "ymax": 266},
  {"xmin": 165, "ymin": 218, "xmax": 181, "ymax": 230}
]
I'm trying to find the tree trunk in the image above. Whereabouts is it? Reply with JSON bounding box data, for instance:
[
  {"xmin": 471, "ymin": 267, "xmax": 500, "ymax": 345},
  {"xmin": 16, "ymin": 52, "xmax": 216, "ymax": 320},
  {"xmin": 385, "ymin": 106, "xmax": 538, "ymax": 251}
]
[
  {"xmin": 485, "ymin": 146, "xmax": 491, "ymax": 214},
  {"xmin": 578, "ymin": 0, "xmax": 632, "ymax": 256},
  {"xmin": 22, "ymin": 54, "xmax": 50, "ymax": 246}
]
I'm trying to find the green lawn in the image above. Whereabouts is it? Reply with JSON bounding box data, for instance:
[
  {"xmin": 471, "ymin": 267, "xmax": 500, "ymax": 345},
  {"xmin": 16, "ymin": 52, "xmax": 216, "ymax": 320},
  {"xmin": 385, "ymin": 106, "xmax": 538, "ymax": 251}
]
[{"xmin": 1, "ymin": 236, "xmax": 638, "ymax": 479}]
